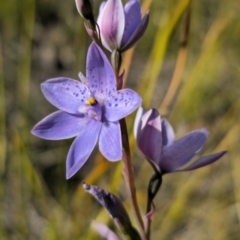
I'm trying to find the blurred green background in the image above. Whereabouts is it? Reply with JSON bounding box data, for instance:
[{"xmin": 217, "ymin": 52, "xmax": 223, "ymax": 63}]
[{"xmin": 0, "ymin": 0, "xmax": 240, "ymax": 239}]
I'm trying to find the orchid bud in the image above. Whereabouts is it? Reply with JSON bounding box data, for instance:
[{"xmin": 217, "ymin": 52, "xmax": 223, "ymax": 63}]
[
  {"xmin": 75, "ymin": 0, "xmax": 94, "ymax": 21},
  {"xmin": 83, "ymin": 182, "xmax": 131, "ymax": 231},
  {"xmin": 98, "ymin": 0, "xmax": 149, "ymax": 52},
  {"xmin": 83, "ymin": 182, "xmax": 141, "ymax": 239}
]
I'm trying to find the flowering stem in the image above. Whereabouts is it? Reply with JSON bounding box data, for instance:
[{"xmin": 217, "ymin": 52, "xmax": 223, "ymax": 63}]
[
  {"xmin": 112, "ymin": 50, "xmax": 146, "ymax": 239},
  {"xmin": 120, "ymin": 118, "xmax": 146, "ymax": 240},
  {"xmin": 145, "ymin": 172, "xmax": 162, "ymax": 239}
]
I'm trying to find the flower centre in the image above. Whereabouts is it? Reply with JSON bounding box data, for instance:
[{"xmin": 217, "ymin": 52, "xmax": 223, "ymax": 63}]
[
  {"xmin": 85, "ymin": 97, "xmax": 98, "ymax": 105},
  {"xmin": 82, "ymin": 97, "xmax": 102, "ymax": 121}
]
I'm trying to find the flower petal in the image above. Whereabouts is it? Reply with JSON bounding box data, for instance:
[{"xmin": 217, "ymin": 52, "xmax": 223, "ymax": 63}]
[
  {"xmin": 136, "ymin": 109, "xmax": 162, "ymax": 166},
  {"xmin": 161, "ymin": 129, "xmax": 208, "ymax": 173},
  {"xmin": 99, "ymin": 121, "xmax": 122, "ymax": 161},
  {"xmin": 121, "ymin": 11, "xmax": 149, "ymax": 51},
  {"xmin": 121, "ymin": 0, "xmax": 141, "ymax": 47},
  {"xmin": 181, "ymin": 151, "xmax": 227, "ymax": 171},
  {"xmin": 66, "ymin": 119, "xmax": 102, "ymax": 179},
  {"xmin": 31, "ymin": 110, "xmax": 87, "ymax": 140},
  {"xmin": 98, "ymin": 0, "xmax": 125, "ymax": 51},
  {"xmin": 161, "ymin": 118, "xmax": 175, "ymax": 147},
  {"xmin": 92, "ymin": 221, "xmax": 121, "ymax": 240},
  {"xmin": 41, "ymin": 78, "xmax": 91, "ymax": 114},
  {"xmin": 133, "ymin": 106, "xmax": 145, "ymax": 138},
  {"xmin": 86, "ymin": 43, "xmax": 116, "ymax": 104},
  {"xmin": 104, "ymin": 89, "xmax": 142, "ymax": 121}
]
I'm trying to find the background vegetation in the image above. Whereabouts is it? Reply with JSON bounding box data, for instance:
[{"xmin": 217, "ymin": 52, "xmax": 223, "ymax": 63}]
[{"xmin": 0, "ymin": 0, "xmax": 240, "ymax": 239}]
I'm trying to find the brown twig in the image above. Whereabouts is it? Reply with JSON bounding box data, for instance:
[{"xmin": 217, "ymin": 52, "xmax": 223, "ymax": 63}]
[{"xmin": 120, "ymin": 118, "xmax": 146, "ymax": 240}]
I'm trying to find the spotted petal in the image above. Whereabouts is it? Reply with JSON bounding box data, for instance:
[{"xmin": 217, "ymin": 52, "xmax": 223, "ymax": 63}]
[
  {"xmin": 98, "ymin": 0, "xmax": 125, "ymax": 51},
  {"xmin": 104, "ymin": 89, "xmax": 142, "ymax": 121},
  {"xmin": 41, "ymin": 78, "xmax": 91, "ymax": 114},
  {"xmin": 86, "ymin": 43, "xmax": 116, "ymax": 104},
  {"xmin": 121, "ymin": 0, "xmax": 141, "ymax": 47},
  {"xmin": 66, "ymin": 119, "xmax": 102, "ymax": 179},
  {"xmin": 99, "ymin": 121, "xmax": 122, "ymax": 161},
  {"xmin": 181, "ymin": 151, "xmax": 227, "ymax": 171},
  {"xmin": 31, "ymin": 110, "xmax": 87, "ymax": 140},
  {"xmin": 160, "ymin": 129, "xmax": 208, "ymax": 173}
]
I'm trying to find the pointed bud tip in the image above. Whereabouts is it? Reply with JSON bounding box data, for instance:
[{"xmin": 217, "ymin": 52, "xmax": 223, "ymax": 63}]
[
  {"xmin": 75, "ymin": 0, "xmax": 95, "ymax": 21},
  {"xmin": 82, "ymin": 181, "xmax": 91, "ymax": 190}
]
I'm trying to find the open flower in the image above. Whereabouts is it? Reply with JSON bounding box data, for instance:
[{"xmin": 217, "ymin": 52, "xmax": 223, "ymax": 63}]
[
  {"xmin": 98, "ymin": 0, "xmax": 149, "ymax": 52},
  {"xmin": 31, "ymin": 43, "xmax": 141, "ymax": 179},
  {"xmin": 134, "ymin": 107, "xmax": 226, "ymax": 174}
]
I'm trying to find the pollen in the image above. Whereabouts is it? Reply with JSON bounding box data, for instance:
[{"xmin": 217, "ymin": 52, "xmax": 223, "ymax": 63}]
[{"xmin": 86, "ymin": 97, "xmax": 98, "ymax": 105}]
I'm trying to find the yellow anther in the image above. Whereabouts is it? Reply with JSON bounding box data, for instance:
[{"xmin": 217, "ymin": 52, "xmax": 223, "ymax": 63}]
[{"xmin": 86, "ymin": 97, "xmax": 97, "ymax": 105}]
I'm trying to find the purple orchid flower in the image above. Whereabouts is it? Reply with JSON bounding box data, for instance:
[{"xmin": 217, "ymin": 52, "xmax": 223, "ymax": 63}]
[
  {"xmin": 31, "ymin": 43, "xmax": 141, "ymax": 179},
  {"xmin": 134, "ymin": 107, "xmax": 226, "ymax": 174},
  {"xmin": 97, "ymin": 0, "xmax": 149, "ymax": 52}
]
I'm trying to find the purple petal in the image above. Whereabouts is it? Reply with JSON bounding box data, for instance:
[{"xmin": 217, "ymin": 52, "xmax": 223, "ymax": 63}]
[
  {"xmin": 121, "ymin": 11, "xmax": 149, "ymax": 51},
  {"xmin": 98, "ymin": 0, "xmax": 125, "ymax": 51},
  {"xmin": 104, "ymin": 89, "xmax": 142, "ymax": 121},
  {"xmin": 137, "ymin": 109, "xmax": 162, "ymax": 166},
  {"xmin": 86, "ymin": 43, "xmax": 116, "ymax": 104},
  {"xmin": 41, "ymin": 78, "xmax": 91, "ymax": 114},
  {"xmin": 92, "ymin": 221, "xmax": 121, "ymax": 240},
  {"xmin": 121, "ymin": 0, "xmax": 141, "ymax": 47},
  {"xmin": 161, "ymin": 118, "xmax": 175, "ymax": 147},
  {"xmin": 31, "ymin": 110, "xmax": 87, "ymax": 140},
  {"xmin": 98, "ymin": 2, "xmax": 106, "ymax": 14},
  {"xmin": 133, "ymin": 106, "xmax": 145, "ymax": 138},
  {"xmin": 78, "ymin": 72, "xmax": 88, "ymax": 85},
  {"xmin": 66, "ymin": 119, "xmax": 102, "ymax": 179},
  {"xmin": 99, "ymin": 121, "xmax": 122, "ymax": 161},
  {"xmin": 181, "ymin": 151, "xmax": 227, "ymax": 171},
  {"xmin": 161, "ymin": 129, "xmax": 208, "ymax": 173}
]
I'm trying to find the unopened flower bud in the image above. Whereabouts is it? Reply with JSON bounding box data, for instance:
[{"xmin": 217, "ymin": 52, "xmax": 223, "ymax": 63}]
[
  {"xmin": 75, "ymin": 0, "xmax": 94, "ymax": 22},
  {"xmin": 83, "ymin": 182, "xmax": 141, "ymax": 239}
]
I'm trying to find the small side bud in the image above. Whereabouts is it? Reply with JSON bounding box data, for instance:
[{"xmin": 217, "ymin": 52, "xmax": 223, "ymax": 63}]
[
  {"xmin": 75, "ymin": 0, "xmax": 94, "ymax": 22},
  {"xmin": 83, "ymin": 182, "xmax": 141, "ymax": 239}
]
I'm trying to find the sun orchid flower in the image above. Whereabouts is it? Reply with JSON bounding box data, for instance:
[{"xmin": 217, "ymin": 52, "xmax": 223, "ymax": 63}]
[
  {"xmin": 98, "ymin": 0, "xmax": 149, "ymax": 52},
  {"xmin": 134, "ymin": 107, "xmax": 226, "ymax": 174},
  {"xmin": 31, "ymin": 43, "xmax": 141, "ymax": 179}
]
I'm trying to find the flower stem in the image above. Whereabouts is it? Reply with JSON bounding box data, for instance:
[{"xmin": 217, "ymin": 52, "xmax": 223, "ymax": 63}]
[
  {"xmin": 120, "ymin": 118, "xmax": 146, "ymax": 240},
  {"xmin": 145, "ymin": 172, "xmax": 162, "ymax": 239}
]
